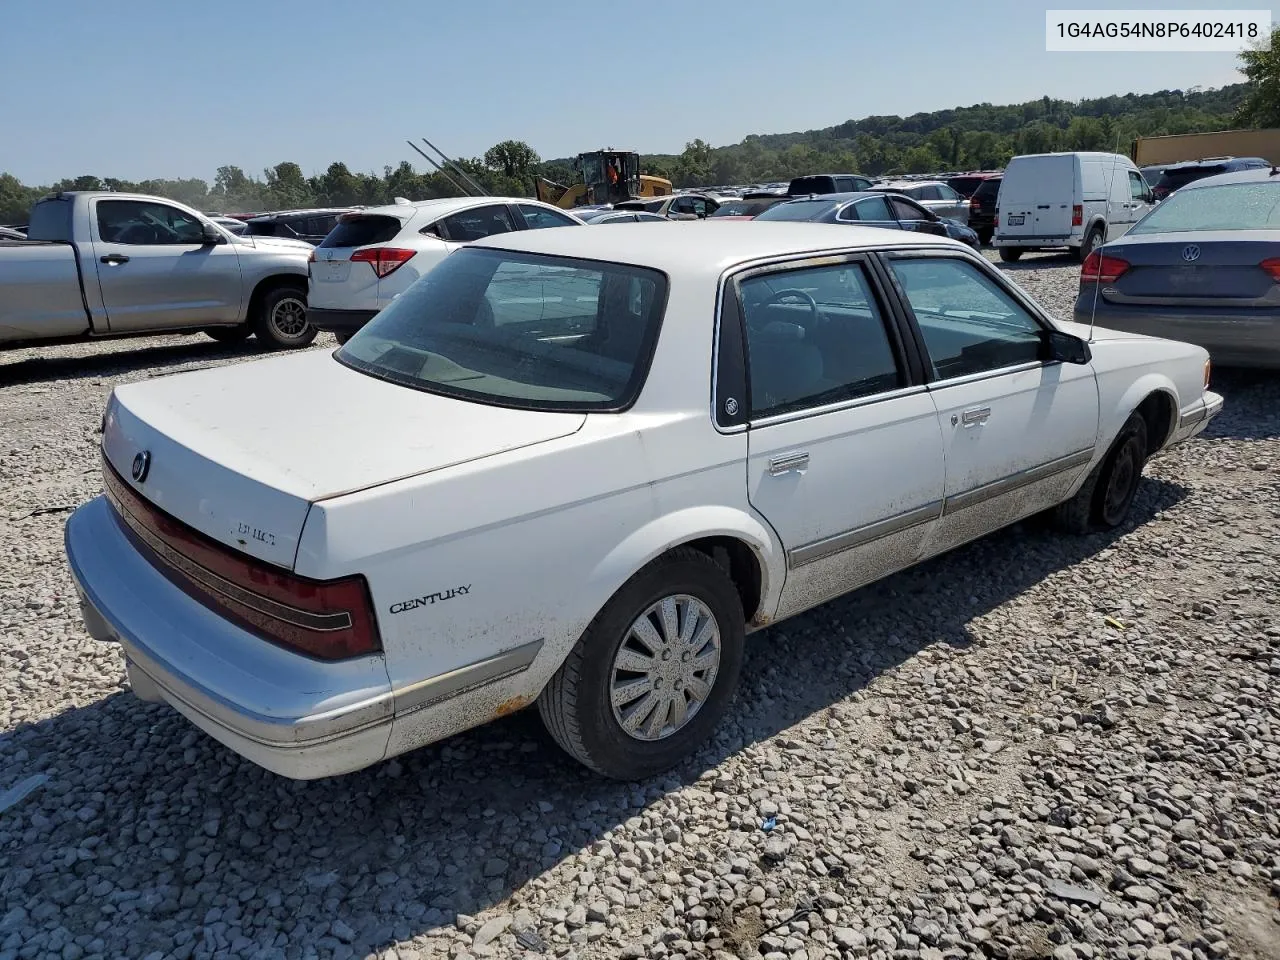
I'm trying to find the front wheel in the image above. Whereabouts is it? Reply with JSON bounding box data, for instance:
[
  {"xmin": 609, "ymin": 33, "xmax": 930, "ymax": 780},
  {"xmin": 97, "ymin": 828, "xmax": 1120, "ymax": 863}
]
[
  {"xmin": 1053, "ymin": 413, "xmax": 1149, "ymax": 533},
  {"xmin": 998, "ymin": 247, "xmax": 1023, "ymax": 262},
  {"xmin": 253, "ymin": 285, "xmax": 316, "ymax": 349},
  {"xmin": 538, "ymin": 548, "xmax": 745, "ymax": 780}
]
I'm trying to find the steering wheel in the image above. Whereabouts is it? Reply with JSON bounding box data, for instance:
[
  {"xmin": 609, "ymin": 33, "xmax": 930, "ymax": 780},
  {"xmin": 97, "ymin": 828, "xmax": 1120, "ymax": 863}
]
[{"xmin": 751, "ymin": 288, "xmax": 820, "ymax": 330}]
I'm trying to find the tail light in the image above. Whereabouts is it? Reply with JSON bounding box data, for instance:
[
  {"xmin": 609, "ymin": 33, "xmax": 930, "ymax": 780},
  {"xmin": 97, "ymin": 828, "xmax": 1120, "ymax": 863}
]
[
  {"xmin": 1080, "ymin": 251, "xmax": 1130, "ymax": 284},
  {"xmin": 1259, "ymin": 257, "xmax": 1280, "ymax": 282},
  {"xmin": 969, "ymin": 197, "xmax": 979, "ymax": 212},
  {"xmin": 307, "ymin": 249, "xmax": 317, "ymax": 263},
  {"xmin": 1071, "ymin": 204, "xmax": 1083, "ymax": 227},
  {"xmin": 103, "ymin": 461, "xmax": 381, "ymax": 661},
  {"xmin": 351, "ymin": 247, "xmax": 416, "ymax": 278}
]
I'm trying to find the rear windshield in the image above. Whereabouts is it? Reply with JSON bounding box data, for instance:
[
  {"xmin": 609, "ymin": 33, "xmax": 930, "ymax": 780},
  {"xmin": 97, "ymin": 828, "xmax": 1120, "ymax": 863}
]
[
  {"xmin": 336, "ymin": 248, "xmax": 669, "ymax": 412},
  {"xmin": 319, "ymin": 214, "xmax": 402, "ymax": 249},
  {"xmin": 1158, "ymin": 166, "xmax": 1227, "ymax": 192},
  {"xmin": 973, "ymin": 179, "xmax": 1001, "ymax": 199},
  {"xmin": 788, "ymin": 176, "xmax": 834, "ymax": 195},
  {"xmin": 710, "ymin": 200, "xmax": 774, "ymax": 217},
  {"xmin": 754, "ymin": 199, "xmax": 838, "ymax": 221},
  {"xmin": 1130, "ymin": 182, "xmax": 1280, "ymax": 235},
  {"xmin": 244, "ymin": 221, "xmax": 285, "ymax": 237},
  {"xmin": 27, "ymin": 199, "xmax": 72, "ymax": 242}
]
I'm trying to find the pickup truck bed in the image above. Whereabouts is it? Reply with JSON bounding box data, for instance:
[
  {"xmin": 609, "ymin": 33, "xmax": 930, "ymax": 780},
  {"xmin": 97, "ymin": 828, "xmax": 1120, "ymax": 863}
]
[{"xmin": 0, "ymin": 239, "xmax": 93, "ymax": 342}]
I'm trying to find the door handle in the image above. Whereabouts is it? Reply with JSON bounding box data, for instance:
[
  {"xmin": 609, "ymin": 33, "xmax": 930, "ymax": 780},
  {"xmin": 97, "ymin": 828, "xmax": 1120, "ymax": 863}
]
[
  {"xmin": 961, "ymin": 407, "xmax": 991, "ymax": 426},
  {"xmin": 768, "ymin": 451, "xmax": 809, "ymax": 475},
  {"xmin": 100, "ymin": 254, "xmax": 130, "ymax": 265}
]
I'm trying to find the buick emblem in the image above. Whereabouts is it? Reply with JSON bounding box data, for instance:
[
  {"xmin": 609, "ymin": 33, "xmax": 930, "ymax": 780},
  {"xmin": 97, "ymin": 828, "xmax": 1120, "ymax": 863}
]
[
  {"xmin": 131, "ymin": 450, "xmax": 151, "ymax": 483},
  {"xmin": 1182, "ymin": 245, "xmax": 1201, "ymax": 262}
]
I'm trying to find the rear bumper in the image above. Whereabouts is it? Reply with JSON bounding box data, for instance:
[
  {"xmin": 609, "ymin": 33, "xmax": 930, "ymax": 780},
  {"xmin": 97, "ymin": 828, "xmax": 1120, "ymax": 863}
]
[
  {"xmin": 65, "ymin": 496, "xmax": 394, "ymax": 779},
  {"xmin": 995, "ymin": 234, "xmax": 1077, "ymax": 248},
  {"xmin": 1073, "ymin": 300, "xmax": 1280, "ymax": 368},
  {"xmin": 307, "ymin": 307, "xmax": 378, "ymax": 336}
]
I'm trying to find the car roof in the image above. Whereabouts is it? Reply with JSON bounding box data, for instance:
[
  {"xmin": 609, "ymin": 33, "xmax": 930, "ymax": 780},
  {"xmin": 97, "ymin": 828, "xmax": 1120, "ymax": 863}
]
[
  {"xmin": 1180, "ymin": 167, "xmax": 1280, "ymax": 189},
  {"xmin": 352, "ymin": 196, "xmax": 544, "ymax": 220},
  {"xmin": 1161, "ymin": 156, "xmax": 1269, "ymax": 172},
  {"xmin": 470, "ymin": 220, "xmax": 961, "ymax": 275},
  {"xmin": 247, "ymin": 207, "xmax": 353, "ymax": 222}
]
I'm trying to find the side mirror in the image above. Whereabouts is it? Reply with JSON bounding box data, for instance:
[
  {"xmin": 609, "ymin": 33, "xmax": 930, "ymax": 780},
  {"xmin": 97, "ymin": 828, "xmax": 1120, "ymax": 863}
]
[
  {"xmin": 200, "ymin": 222, "xmax": 223, "ymax": 245},
  {"xmin": 1042, "ymin": 329, "xmax": 1091, "ymax": 365}
]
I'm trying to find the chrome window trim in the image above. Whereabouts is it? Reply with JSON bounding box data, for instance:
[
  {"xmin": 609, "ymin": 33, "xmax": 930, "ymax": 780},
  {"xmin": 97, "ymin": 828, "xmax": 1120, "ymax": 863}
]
[
  {"xmin": 923, "ymin": 360, "xmax": 1045, "ymax": 391},
  {"xmin": 749, "ymin": 384, "xmax": 930, "ymax": 429}
]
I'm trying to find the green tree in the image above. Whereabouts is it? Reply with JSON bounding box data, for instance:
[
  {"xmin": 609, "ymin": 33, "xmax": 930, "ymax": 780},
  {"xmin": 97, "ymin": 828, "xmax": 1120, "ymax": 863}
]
[
  {"xmin": 1236, "ymin": 27, "xmax": 1280, "ymax": 127},
  {"xmin": 483, "ymin": 140, "xmax": 540, "ymax": 191},
  {"xmin": 264, "ymin": 162, "xmax": 311, "ymax": 209}
]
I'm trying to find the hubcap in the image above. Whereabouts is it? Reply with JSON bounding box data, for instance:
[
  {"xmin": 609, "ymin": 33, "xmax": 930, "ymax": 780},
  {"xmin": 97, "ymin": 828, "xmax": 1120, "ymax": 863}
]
[
  {"xmin": 271, "ymin": 297, "xmax": 309, "ymax": 338},
  {"xmin": 610, "ymin": 595, "xmax": 721, "ymax": 741}
]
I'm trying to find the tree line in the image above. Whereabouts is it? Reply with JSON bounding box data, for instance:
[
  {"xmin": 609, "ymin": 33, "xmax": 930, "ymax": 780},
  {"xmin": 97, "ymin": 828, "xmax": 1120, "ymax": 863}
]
[{"xmin": 0, "ymin": 81, "xmax": 1260, "ymax": 225}]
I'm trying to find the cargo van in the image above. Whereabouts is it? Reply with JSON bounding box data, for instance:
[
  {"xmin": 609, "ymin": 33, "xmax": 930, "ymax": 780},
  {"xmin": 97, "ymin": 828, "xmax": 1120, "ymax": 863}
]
[{"xmin": 994, "ymin": 152, "xmax": 1153, "ymax": 262}]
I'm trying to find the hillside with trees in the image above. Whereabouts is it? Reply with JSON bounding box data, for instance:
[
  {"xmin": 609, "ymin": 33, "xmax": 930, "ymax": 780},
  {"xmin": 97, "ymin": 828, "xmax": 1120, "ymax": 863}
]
[{"xmin": 0, "ymin": 82, "xmax": 1256, "ymax": 224}]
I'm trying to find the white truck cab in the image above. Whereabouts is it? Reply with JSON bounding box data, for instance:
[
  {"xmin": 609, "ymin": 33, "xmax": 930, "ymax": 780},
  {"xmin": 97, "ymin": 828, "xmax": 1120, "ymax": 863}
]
[{"xmin": 994, "ymin": 152, "xmax": 1154, "ymax": 263}]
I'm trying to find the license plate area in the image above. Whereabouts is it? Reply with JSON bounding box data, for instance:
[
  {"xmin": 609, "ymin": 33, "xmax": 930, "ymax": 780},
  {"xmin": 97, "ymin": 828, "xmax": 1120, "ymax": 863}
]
[
  {"xmin": 318, "ymin": 260, "xmax": 347, "ymax": 282},
  {"xmin": 1008, "ymin": 215, "xmax": 1025, "ymax": 226}
]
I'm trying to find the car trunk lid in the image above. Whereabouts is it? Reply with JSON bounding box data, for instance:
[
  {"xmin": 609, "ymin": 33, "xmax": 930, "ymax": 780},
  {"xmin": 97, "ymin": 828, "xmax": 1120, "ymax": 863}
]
[
  {"xmin": 102, "ymin": 350, "xmax": 586, "ymax": 569},
  {"xmin": 1101, "ymin": 234, "xmax": 1280, "ymax": 306},
  {"xmin": 309, "ymin": 212, "xmax": 415, "ymax": 308}
]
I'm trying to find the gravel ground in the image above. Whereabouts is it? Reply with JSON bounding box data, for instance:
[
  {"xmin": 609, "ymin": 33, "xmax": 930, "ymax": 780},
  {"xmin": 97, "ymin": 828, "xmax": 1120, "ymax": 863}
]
[{"xmin": 0, "ymin": 254, "xmax": 1277, "ymax": 960}]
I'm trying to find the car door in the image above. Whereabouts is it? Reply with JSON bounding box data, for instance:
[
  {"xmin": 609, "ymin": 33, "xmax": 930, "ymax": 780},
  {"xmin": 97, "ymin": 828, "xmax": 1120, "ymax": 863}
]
[
  {"xmin": 881, "ymin": 252, "xmax": 1099, "ymax": 559},
  {"xmin": 934, "ymin": 183, "xmax": 968, "ymax": 223},
  {"xmin": 837, "ymin": 195, "xmax": 898, "ymax": 231},
  {"xmin": 439, "ymin": 204, "xmax": 518, "ymax": 249},
  {"xmin": 1123, "ymin": 170, "xmax": 1153, "ymax": 234},
  {"xmin": 730, "ymin": 255, "xmax": 945, "ymax": 620},
  {"xmin": 889, "ymin": 197, "xmax": 949, "ymax": 237},
  {"xmin": 91, "ymin": 197, "xmax": 243, "ymax": 332},
  {"xmin": 514, "ymin": 204, "xmax": 581, "ymax": 231}
]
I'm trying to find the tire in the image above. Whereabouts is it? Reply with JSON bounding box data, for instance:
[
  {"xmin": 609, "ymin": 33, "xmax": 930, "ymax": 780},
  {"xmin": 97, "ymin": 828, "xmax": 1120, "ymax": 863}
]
[
  {"xmin": 333, "ymin": 332, "xmax": 352, "ymax": 346},
  {"xmin": 998, "ymin": 247, "xmax": 1023, "ymax": 262},
  {"xmin": 203, "ymin": 325, "xmax": 252, "ymax": 344},
  {"xmin": 978, "ymin": 230, "xmax": 993, "ymax": 246},
  {"xmin": 538, "ymin": 547, "xmax": 745, "ymax": 780},
  {"xmin": 1076, "ymin": 226, "xmax": 1104, "ymax": 262},
  {"xmin": 1053, "ymin": 413, "xmax": 1148, "ymax": 534},
  {"xmin": 253, "ymin": 285, "xmax": 316, "ymax": 349}
]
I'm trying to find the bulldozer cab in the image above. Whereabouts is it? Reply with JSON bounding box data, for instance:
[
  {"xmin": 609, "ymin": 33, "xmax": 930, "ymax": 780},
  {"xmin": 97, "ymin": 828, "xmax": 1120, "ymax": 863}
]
[{"xmin": 575, "ymin": 150, "xmax": 640, "ymax": 205}]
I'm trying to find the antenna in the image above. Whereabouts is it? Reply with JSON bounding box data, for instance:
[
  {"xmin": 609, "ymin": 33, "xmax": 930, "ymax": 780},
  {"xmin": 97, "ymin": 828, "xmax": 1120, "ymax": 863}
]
[
  {"xmin": 1088, "ymin": 139, "xmax": 1125, "ymax": 342},
  {"xmin": 405, "ymin": 140, "xmax": 471, "ymax": 197},
  {"xmin": 421, "ymin": 137, "xmax": 490, "ymax": 197}
]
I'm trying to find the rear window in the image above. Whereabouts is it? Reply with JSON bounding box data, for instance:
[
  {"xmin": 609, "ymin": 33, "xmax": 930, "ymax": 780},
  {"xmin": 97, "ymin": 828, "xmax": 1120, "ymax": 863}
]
[
  {"xmin": 1130, "ymin": 182, "xmax": 1280, "ymax": 235},
  {"xmin": 319, "ymin": 215, "xmax": 403, "ymax": 249},
  {"xmin": 973, "ymin": 178, "xmax": 1001, "ymax": 200},
  {"xmin": 27, "ymin": 199, "xmax": 72, "ymax": 242},
  {"xmin": 755, "ymin": 199, "xmax": 839, "ymax": 221},
  {"xmin": 1158, "ymin": 166, "xmax": 1227, "ymax": 193},
  {"xmin": 788, "ymin": 176, "xmax": 834, "ymax": 195},
  {"xmin": 710, "ymin": 200, "xmax": 776, "ymax": 217},
  {"xmin": 244, "ymin": 221, "xmax": 286, "ymax": 237},
  {"xmin": 336, "ymin": 248, "xmax": 669, "ymax": 412}
]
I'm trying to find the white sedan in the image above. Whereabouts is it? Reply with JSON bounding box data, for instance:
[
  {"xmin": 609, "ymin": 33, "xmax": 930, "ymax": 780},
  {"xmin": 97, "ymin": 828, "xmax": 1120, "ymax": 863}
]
[{"xmin": 65, "ymin": 223, "xmax": 1222, "ymax": 781}]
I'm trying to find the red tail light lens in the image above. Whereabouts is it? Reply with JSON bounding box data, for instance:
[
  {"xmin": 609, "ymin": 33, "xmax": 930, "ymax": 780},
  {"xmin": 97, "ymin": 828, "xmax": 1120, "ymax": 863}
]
[
  {"xmin": 1080, "ymin": 251, "xmax": 1130, "ymax": 284},
  {"xmin": 1259, "ymin": 258, "xmax": 1280, "ymax": 282},
  {"xmin": 969, "ymin": 198, "xmax": 978, "ymax": 211},
  {"xmin": 103, "ymin": 461, "xmax": 381, "ymax": 661},
  {"xmin": 1071, "ymin": 204, "xmax": 1083, "ymax": 227},
  {"xmin": 351, "ymin": 247, "xmax": 415, "ymax": 278},
  {"xmin": 307, "ymin": 249, "xmax": 317, "ymax": 263}
]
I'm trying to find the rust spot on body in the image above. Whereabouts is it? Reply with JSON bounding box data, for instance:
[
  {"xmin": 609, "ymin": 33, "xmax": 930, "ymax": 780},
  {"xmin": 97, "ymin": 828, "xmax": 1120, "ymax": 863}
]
[{"xmin": 493, "ymin": 694, "xmax": 533, "ymax": 718}]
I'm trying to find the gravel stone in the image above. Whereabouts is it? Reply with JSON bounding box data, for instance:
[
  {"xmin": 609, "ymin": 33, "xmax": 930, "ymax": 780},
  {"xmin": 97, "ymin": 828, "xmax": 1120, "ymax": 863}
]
[{"xmin": 2, "ymin": 264, "xmax": 1278, "ymax": 960}]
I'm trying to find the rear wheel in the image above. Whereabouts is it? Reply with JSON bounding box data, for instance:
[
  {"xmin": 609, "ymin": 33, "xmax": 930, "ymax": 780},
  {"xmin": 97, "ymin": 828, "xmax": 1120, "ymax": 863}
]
[
  {"xmin": 253, "ymin": 285, "xmax": 316, "ymax": 349},
  {"xmin": 998, "ymin": 247, "xmax": 1023, "ymax": 262},
  {"xmin": 1077, "ymin": 226, "xmax": 1104, "ymax": 262},
  {"xmin": 538, "ymin": 547, "xmax": 745, "ymax": 780},
  {"xmin": 203, "ymin": 325, "xmax": 251, "ymax": 344},
  {"xmin": 1053, "ymin": 413, "xmax": 1149, "ymax": 533}
]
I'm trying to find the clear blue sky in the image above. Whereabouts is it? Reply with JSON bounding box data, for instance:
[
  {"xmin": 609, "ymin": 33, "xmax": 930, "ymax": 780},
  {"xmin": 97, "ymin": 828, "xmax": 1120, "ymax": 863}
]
[{"xmin": 1, "ymin": 0, "xmax": 1267, "ymax": 185}]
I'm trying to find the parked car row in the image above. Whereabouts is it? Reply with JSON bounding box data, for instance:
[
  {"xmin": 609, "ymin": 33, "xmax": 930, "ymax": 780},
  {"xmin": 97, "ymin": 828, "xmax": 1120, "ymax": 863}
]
[{"xmin": 66, "ymin": 217, "xmax": 1223, "ymax": 783}]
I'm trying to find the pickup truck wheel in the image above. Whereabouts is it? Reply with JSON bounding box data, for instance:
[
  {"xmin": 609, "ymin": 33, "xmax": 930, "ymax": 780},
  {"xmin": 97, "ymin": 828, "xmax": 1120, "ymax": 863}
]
[
  {"xmin": 254, "ymin": 286, "xmax": 316, "ymax": 349},
  {"xmin": 538, "ymin": 547, "xmax": 745, "ymax": 780},
  {"xmin": 1053, "ymin": 413, "xmax": 1148, "ymax": 533},
  {"xmin": 204, "ymin": 325, "xmax": 251, "ymax": 344},
  {"xmin": 998, "ymin": 247, "xmax": 1023, "ymax": 262}
]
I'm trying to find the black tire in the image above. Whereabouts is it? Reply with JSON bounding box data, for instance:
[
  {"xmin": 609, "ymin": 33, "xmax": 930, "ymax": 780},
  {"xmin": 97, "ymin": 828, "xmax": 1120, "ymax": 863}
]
[
  {"xmin": 978, "ymin": 230, "xmax": 993, "ymax": 246},
  {"xmin": 538, "ymin": 547, "xmax": 746, "ymax": 780},
  {"xmin": 1076, "ymin": 226, "xmax": 1104, "ymax": 262},
  {"xmin": 253, "ymin": 284, "xmax": 316, "ymax": 349},
  {"xmin": 333, "ymin": 332, "xmax": 352, "ymax": 346},
  {"xmin": 1053, "ymin": 413, "xmax": 1148, "ymax": 533},
  {"xmin": 998, "ymin": 247, "xmax": 1023, "ymax": 262},
  {"xmin": 203, "ymin": 325, "xmax": 252, "ymax": 344}
]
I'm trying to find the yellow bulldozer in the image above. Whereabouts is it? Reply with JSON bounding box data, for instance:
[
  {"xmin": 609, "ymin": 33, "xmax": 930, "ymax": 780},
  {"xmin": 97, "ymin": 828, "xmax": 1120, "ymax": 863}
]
[{"xmin": 536, "ymin": 149, "xmax": 672, "ymax": 208}]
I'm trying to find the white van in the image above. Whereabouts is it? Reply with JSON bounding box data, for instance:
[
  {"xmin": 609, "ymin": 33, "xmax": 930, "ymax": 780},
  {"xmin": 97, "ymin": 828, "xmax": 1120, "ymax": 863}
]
[{"xmin": 994, "ymin": 152, "xmax": 1154, "ymax": 262}]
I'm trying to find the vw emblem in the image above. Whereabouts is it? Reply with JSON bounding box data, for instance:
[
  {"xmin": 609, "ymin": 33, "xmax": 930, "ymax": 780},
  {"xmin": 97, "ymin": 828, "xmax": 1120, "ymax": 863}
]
[
  {"xmin": 131, "ymin": 450, "xmax": 151, "ymax": 483},
  {"xmin": 1182, "ymin": 245, "xmax": 1201, "ymax": 262}
]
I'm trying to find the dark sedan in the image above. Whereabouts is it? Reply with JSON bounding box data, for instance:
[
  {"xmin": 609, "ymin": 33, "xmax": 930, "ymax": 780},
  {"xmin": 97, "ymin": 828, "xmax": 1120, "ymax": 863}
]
[
  {"xmin": 1073, "ymin": 167, "xmax": 1280, "ymax": 368},
  {"xmin": 756, "ymin": 192, "xmax": 980, "ymax": 248}
]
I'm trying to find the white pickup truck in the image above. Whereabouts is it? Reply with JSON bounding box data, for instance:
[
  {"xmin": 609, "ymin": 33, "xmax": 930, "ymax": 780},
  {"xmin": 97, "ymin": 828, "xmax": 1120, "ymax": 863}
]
[{"xmin": 1, "ymin": 191, "xmax": 317, "ymax": 353}]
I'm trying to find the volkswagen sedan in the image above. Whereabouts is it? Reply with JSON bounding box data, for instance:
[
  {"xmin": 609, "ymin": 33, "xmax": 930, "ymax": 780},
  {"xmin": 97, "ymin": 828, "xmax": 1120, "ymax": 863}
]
[{"xmin": 66, "ymin": 223, "xmax": 1222, "ymax": 781}]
